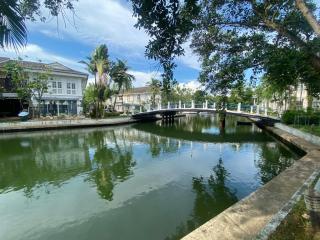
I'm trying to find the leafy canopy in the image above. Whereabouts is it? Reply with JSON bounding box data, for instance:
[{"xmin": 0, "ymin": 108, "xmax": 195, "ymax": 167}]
[
  {"xmin": 0, "ymin": 0, "xmax": 76, "ymax": 48},
  {"xmin": 130, "ymin": 0, "xmax": 320, "ymax": 98}
]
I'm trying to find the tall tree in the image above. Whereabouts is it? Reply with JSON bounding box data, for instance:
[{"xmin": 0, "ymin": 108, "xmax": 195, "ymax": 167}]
[
  {"xmin": 3, "ymin": 59, "xmax": 30, "ymax": 108},
  {"xmin": 131, "ymin": 0, "xmax": 199, "ymax": 100},
  {"xmin": 147, "ymin": 78, "xmax": 161, "ymax": 108},
  {"xmin": 130, "ymin": 0, "xmax": 320, "ymax": 99},
  {"xmin": 29, "ymin": 65, "xmax": 50, "ymax": 117},
  {"xmin": 110, "ymin": 60, "xmax": 134, "ymax": 110},
  {"xmin": 80, "ymin": 44, "xmax": 110, "ymax": 118}
]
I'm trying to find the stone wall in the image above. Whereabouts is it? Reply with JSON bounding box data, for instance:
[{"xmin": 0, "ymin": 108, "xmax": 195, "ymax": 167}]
[{"xmin": 275, "ymin": 123, "xmax": 320, "ymax": 146}]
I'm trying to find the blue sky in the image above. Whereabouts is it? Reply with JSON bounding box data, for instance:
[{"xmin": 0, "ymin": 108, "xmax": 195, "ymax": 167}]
[{"xmin": 0, "ymin": 0, "xmax": 201, "ymax": 89}]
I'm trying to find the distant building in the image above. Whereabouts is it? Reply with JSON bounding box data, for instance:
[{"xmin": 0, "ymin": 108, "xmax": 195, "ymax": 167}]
[
  {"xmin": 0, "ymin": 57, "xmax": 88, "ymax": 117},
  {"xmin": 260, "ymin": 83, "xmax": 320, "ymax": 113},
  {"xmin": 111, "ymin": 86, "xmax": 161, "ymax": 112}
]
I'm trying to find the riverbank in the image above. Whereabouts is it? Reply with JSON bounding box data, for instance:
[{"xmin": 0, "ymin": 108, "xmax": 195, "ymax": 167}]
[
  {"xmin": 0, "ymin": 117, "xmax": 141, "ymax": 133},
  {"xmin": 182, "ymin": 120, "xmax": 320, "ymax": 240}
]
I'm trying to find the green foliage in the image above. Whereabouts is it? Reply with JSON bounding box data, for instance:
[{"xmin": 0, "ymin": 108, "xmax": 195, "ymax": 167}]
[
  {"xmin": 110, "ymin": 59, "xmax": 134, "ymax": 109},
  {"xmin": 82, "ymin": 84, "xmax": 96, "ymax": 114},
  {"xmin": 80, "ymin": 44, "xmax": 111, "ymax": 118},
  {"xmin": 0, "ymin": 0, "xmax": 27, "ymax": 49},
  {"xmin": 282, "ymin": 110, "xmax": 300, "ymax": 124},
  {"xmin": 147, "ymin": 78, "xmax": 161, "ymax": 107},
  {"xmin": 103, "ymin": 112, "xmax": 121, "ymax": 118},
  {"xmin": 3, "ymin": 59, "xmax": 31, "ymax": 101},
  {"xmin": 1, "ymin": 0, "xmax": 76, "ymax": 49},
  {"xmin": 169, "ymin": 85, "xmax": 193, "ymax": 103},
  {"xmin": 131, "ymin": 0, "xmax": 200, "ymax": 97},
  {"xmin": 228, "ymin": 84, "xmax": 253, "ymax": 105},
  {"xmin": 131, "ymin": 0, "xmax": 320, "ymax": 102},
  {"xmin": 281, "ymin": 110, "xmax": 320, "ymax": 125},
  {"xmin": 29, "ymin": 65, "xmax": 50, "ymax": 102},
  {"xmin": 193, "ymin": 90, "xmax": 207, "ymax": 103}
]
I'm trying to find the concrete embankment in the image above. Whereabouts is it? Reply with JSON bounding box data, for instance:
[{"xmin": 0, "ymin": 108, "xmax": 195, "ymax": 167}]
[
  {"xmin": 0, "ymin": 118, "xmax": 140, "ymax": 133},
  {"xmin": 183, "ymin": 121, "xmax": 320, "ymax": 240}
]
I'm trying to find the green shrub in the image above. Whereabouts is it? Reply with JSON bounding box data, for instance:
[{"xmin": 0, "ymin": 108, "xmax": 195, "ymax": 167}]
[
  {"xmin": 281, "ymin": 110, "xmax": 296, "ymax": 124},
  {"xmin": 282, "ymin": 110, "xmax": 320, "ymax": 125},
  {"xmin": 104, "ymin": 112, "xmax": 121, "ymax": 118}
]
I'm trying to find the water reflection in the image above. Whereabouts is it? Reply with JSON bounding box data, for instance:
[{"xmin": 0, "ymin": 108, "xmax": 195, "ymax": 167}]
[
  {"xmin": 0, "ymin": 115, "xmax": 300, "ymax": 240},
  {"xmin": 165, "ymin": 158, "xmax": 238, "ymax": 240}
]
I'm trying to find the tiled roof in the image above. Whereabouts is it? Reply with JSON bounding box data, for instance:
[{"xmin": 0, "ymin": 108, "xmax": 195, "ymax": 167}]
[
  {"xmin": 0, "ymin": 57, "xmax": 88, "ymax": 78},
  {"xmin": 123, "ymin": 86, "xmax": 152, "ymax": 95},
  {"xmin": 0, "ymin": 57, "xmax": 10, "ymax": 63}
]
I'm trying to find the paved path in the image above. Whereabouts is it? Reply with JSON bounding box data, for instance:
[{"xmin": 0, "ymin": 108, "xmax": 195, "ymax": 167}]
[
  {"xmin": 182, "ymin": 124, "xmax": 320, "ymax": 240},
  {"xmin": 0, "ymin": 117, "xmax": 138, "ymax": 132}
]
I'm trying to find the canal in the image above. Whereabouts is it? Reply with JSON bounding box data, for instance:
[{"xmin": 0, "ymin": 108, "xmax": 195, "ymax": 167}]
[{"xmin": 0, "ymin": 115, "xmax": 300, "ymax": 240}]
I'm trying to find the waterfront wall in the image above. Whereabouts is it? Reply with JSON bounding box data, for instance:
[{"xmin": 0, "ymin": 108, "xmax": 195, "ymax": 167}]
[
  {"xmin": 183, "ymin": 121, "xmax": 320, "ymax": 240},
  {"xmin": 275, "ymin": 123, "xmax": 320, "ymax": 146}
]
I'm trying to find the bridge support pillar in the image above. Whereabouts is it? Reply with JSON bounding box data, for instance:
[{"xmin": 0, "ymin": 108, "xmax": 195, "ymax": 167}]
[
  {"xmin": 192, "ymin": 100, "xmax": 195, "ymax": 108},
  {"xmin": 256, "ymin": 105, "xmax": 260, "ymax": 115},
  {"xmin": 237, "ymin": 103, "xmax": 241, "ymax": 112},
  {"xmin": 179, "ymin": 101, "xmax": 181, "ymax": 109},
  {"xmin": 250, "ymin": 106, "xmax": 253, "ymax": 114}
]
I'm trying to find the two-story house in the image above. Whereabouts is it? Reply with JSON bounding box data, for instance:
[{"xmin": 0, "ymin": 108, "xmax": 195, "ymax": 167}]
[
  {"xmin": 111, "ymin": 86, "xmax": 161, "ymax": 113},
  {"xmin": 0, "ymin": 57, "xmax": 88, "ymax": 117}
]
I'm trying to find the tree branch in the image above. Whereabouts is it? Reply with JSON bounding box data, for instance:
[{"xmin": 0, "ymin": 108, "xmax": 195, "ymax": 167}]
[{"xmin": 295, "ymin": 0, "xmax": 320, "ymax": 37}]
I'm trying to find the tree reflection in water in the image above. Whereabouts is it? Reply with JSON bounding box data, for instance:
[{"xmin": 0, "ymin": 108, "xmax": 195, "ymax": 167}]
[
  {"xmin": 85, "ymin": 129, "xmax": 136, "ymax": 201},
  {"xmin": 165, "ymin": 158, "xmax": 238, "ymax": 240},
  {"xmin": 255, "ymin": 142, "xmax": 296, "ymax": 184}
]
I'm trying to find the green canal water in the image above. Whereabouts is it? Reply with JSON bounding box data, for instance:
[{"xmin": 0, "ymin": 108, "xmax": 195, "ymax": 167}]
[{"xmin": 0, "ymin": 115, "xmax": 300, "ymax": 240}]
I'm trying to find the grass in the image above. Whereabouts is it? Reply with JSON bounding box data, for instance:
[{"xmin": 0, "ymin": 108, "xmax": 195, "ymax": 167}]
[
  {"xmin": 292, "ymin": 125, "xmax": 320, "ymax": 137},
  {"xmin": 268, "ymin": 199, "xmax": 320, "ymax": 240}
]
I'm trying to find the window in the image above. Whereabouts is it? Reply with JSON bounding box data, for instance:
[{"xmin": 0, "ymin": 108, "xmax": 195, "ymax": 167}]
[
  {"xmin": 67, "ymin": 83, "xmax": 71, "ymax": 94},
  {"xmin": 57, "ymin": 82, "xmax": 62, "ymax": 94},
  {"xmin": 51, "ymin": 81, "xmax": 57, "ymax": 94},
  {"xmin": 72, "ymin": 83, "xmax": 76, "ymax": 95}
]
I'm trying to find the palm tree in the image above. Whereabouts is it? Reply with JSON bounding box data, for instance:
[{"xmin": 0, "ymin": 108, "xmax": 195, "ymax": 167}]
[
  {"xmin": 110, "ymin": 60, "xmax": 134, "ymax": 111},
  {"xmin": 80, "ymin": 44, "xmax": 110, "ymax": 118},
  {"xmin": 147, "ymin": 78, "xmax": 161, "ymax": 108},
  {"xmin": 0, "ymin": 0, "xmax": 27, "ymax": 49}
]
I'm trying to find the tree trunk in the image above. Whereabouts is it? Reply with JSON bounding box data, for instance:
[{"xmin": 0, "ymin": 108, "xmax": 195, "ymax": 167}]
[
  {"xmin": 113, "ymin": 94, "xmax": 118, "ymax": 111},
  {"xmin": 295, "ymin": 0, "xmax": 320, "ymax": 37}
]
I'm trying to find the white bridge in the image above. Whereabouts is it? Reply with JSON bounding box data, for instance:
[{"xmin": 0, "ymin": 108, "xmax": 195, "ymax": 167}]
[{"xmin": 131, "ymin": 100, "xmax": 280, "ymax": 122}]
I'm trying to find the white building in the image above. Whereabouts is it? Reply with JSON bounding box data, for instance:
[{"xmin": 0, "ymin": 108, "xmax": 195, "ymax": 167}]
[
  {"xmin": 0, "ymin": 57, "xmax": 88, "ymax": 117},
  {"xmin": 111, "ymin": 86, "xmax": 161, "ymax": 113},
  {"xmin": 260, "ymin": 83, "xmax": 320, "ymax": 113}
]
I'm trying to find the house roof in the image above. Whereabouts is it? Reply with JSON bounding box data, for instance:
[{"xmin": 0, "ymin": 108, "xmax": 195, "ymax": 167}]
[
  {"xmin": 0, "ymin": 57, "xmax": 88, "ymax": 78},
  {"xmin": 0, "ymin": 57, "xmax": 10, "ymax": 63},
  {"xmin": 123, "ymin": 86, "xmax": 152, "ymax": 95}
]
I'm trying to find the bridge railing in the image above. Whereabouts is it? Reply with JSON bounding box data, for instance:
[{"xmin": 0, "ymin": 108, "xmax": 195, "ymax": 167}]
[{"xmin": 136, "ymin": 100, "xmax": 278, "ymax": 118}]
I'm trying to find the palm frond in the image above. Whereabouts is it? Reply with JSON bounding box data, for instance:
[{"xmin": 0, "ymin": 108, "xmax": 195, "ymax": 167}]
[{"xmin": 0, "ymin": 0, "xmax": 27, "ymax": 49}]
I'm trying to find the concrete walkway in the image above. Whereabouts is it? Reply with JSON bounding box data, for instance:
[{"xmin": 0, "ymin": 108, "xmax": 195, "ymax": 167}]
[
  {"xmin": 0, "ymin": 117, "xmax": 139, "ymax": 132},
  {"xmin": 182, "ymin": 125, "xmax": 320, "ymax": 240}
]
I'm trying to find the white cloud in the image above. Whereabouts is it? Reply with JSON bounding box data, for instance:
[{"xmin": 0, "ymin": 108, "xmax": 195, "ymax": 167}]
[
  {"xmin": 179, "ymin": 80, "xmax": 202, "ymax": 92},
  {"xmin": 0, "ymin": 44, "xmax": 85, "ymax": 72},
  {"xmin": 177, "ymin": 42, "xmax": 201, "ymax": 70},
  {"xmin": 128, "ymin": 70, "xmax": 161, "ymax": 87},
  {"xmin": 27, "ymin": 0, "xmax": 149, "ymax": 54}
]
